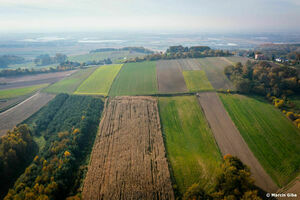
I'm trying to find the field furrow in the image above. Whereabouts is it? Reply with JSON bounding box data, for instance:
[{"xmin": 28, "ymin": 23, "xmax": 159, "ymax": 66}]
[{"xmin": 83, "ymin": 96, "xmax": 174, "ymax": 200}]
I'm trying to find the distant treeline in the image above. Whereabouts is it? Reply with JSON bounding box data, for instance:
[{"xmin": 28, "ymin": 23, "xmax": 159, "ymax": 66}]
[
  {"xmin": 0, "ymin": 55, "xmax": 25, "ymax": 68},
  {"xmin": 90, "ymin": 47, "xmax": 154, "ymax": 54},
  {"xmin": 0, "ymin": 66, "xmax": 75, "ymax": 77},
  {"xmin": 224, "ymin": 60, "xmax": 300, "ymax": 96},
  {"xmin": 124, "ymin": 45, "xmax": 233, "ymax": 63},
  {"xmin": 34, "ymin": 53, "xmax": 67, "ymax": 66}
]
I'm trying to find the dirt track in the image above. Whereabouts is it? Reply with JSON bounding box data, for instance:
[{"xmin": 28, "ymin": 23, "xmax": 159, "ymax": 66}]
[
  {"xmin": 0, "ymin": 92, "xmax": 55, "ymax": 136},
  {"xmin": 82, "ymin": 96, "xmax": 174, "ymax": 200},
  {"xmin": 197, "ymin": 92, "xmax": 278, "ymax": 192},
  {"xmin": 156, "ymin": 60, "xmax": 187, "ymax": 93}
]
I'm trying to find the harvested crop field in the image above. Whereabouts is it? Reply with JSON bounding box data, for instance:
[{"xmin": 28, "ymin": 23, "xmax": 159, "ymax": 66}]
[
  {"xmin": 177, "ymin": 59, "xmax": 201, "ymax": 70},
  {"xmin": 109, "ymin": 62, "xmax": 157, "ymax": 96},
  {"xmin": 158, "ymin": 96, "xmax": 222, "ymax": 195},
  {"xmin": 83, "ymin": 96, "xmax": 174, "ymax": 200},
  {"xmin": 197, "ymin": 92, "xmax": 277, "ymax": 192},
  {"xmin": 0, "ymin": 92, "xmax": 55, "ymax": 136},
  {"xmin": 222, "ymin": 56, "xmax": 250, "ymax": 65},
  {"xmin": 0, "ymin": 70, "xmax": 78, "ymax": 90},
  {"xmin": 182, "ymin": 70, "xmax": 214, "ymax": 92},
  {"xmin": 44, "ymin": 67, "xmax": 96, "ymax": 94},
  {"xmin": 75, "ymin": 64, "xmax": 122, "ymax": 96},
  {"xmin": 197, "ymin": 57, "xmax": 235, "ymax": 90},
  {"xmin": 219, "ymin": 93, "xmax": 300, "ymax": 187},
  {"xmin": 156, "ymin": 60, "xmax": 187, "ymax": 93}
]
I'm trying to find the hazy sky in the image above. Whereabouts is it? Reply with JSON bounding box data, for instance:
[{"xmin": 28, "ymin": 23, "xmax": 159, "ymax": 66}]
[{"xmin": 0, "ymin": 0, "xmax": 299, "ymax": 33}]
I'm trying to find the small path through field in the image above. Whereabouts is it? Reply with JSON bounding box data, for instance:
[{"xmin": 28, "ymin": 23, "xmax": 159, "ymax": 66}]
[
  {"xmin": 197, "ymin": 92, "xmax": 278, "ymax": 192},
  {"xmin": 0, "ymin": 92, "xmax": 55, "ymax": 136}
]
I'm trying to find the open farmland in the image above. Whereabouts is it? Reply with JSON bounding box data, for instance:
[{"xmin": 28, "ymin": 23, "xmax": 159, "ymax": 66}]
[
  {"xmin": 0, "ymin": 84, "xmax": 47, "ymax": 99},
  {"xmin": 158, "ymin": 96, "xmax": 222, "ymax": 195},
  {"xmin": 197, "ymin": 92, "xmax": 277, "ymax": 192},
  {"xmin": 44, "ymin": 67, "xmax": 96, "ymax": 94},
  {"xmin": 182, "ymin": 70, "xmax": 214, "ymax": 92},
  {"xmin": 109, "ymin": 62, "xmax": 157, "ymax": 96},
  {"xmin": 222, "ymin": 56, "xmax": 250, "ymax": 65},
  {"xmin": 0, "ymin": 70, "xmax": 77, "ymax": 90},
  {"xmin": 68, "ymin": 51, "xmax": 146, "ymax": 63},
  {"xmin": 75, "ymin": 64, "xmax": 122, "ymax": 96},
  {"xmin": 197, "ymin": 57, "xmax": 235, "ymax": 90},
  {"xmin": 177, "ymin": 59, "xmax": 201, "ymax": 70},
  {"xmin": 83, "ymin": 96, "xmax": 174, "ymax": 200},
  {"xmin": 0, "ymin": 93, "xmax": 55, "ymax": 136},
  {"xmin": 219, "ymin": 94, "xmax": 300, "ymax": 187},
  {"xmin": 156, "ymin": 60, "xmax": 187, "ymax": 93}
]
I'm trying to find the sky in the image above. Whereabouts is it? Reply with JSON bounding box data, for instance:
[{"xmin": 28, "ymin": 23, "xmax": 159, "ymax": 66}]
[{"xmin": 0, "ymin": 0, "xmax": 299, "ymax": 33}]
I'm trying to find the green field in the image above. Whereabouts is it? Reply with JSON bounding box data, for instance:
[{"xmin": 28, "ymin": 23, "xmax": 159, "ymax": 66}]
[
  {"xmin": 219, "ymin": 94, "xmax": 300, "ymax": 187},
  {"xmin": 7, "ymin": 62, "xmax": 58, "ymax": 70},
  {"xmin": 158, "ymin": 96, "xmax": 222, "ymax": 195},
  {"xmin": 68, "ymin": 51, "xmax": 146, "ymax": 63},
  {"xmin": 182, "ymin": 70, "xmax": 214, "ymax": 92},
  {"xmin": 109, "ymin": 61, "xmax": 157, "ymax": 96},
  {"xmin": 0, "ymin": 84, "xmax": 48, "ymax": 99},
  {"xmin": 43, "ymin": 67, "xmax": 96, "ymax": 94},
  {"xmin": 75, "ymin": 64, "xmax": 122, "ymax": 96}
]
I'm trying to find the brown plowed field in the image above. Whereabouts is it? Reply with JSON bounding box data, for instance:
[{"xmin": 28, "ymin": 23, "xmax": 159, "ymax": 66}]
[
  {"xmin": 197, "ymin": 92, "xmax": 278, "ymax": 192},
  {"xmin": 0, "ymin": 92, "xmax": 55, "ymax": 136},
  {"xmin": 82, "ymin": 96, "xmax": 174, "ymax": 200},
  {"xmin": 0, "ymin": 70, "xmax": 77, "ymax": 90},
  {"xmin": 177, "ymin": 59, "xmax": 201, "ymax": 70},
  {"xmin": 156, "ymin": 60, "xmax": 187, "ymax": 93}
]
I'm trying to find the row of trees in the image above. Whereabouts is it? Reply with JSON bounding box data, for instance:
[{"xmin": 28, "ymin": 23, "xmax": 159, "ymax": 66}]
[
  {"xmin": 183, "ymin": 155, "xmax": 262, "ymax": 200},
  {"xmin": 0, "ymin": 55, "xmax": 25, "ymax": 68},
  {"xmin": 4, "ymin": 94, "xmax": 104, "ymax": 199},
  {"xmin": 90, "ymin": 47, "xmax": 154, "ymax": 54},
  {"xmin": 124, "ymin": 45, "xmax": 232, "ymax": 63},
  {"xmin": 224, "ymin": 60, "xmax": 300, "ymax": 96}
]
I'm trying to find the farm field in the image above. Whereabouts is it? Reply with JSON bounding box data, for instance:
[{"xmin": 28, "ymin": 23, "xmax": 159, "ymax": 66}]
[
  {"xmin": 109, "ymin": 62, "xmax": 157, "ymax": 96},
  {"xmin": 0, "ymin": 70, "xmax": 77, "ymax": 90},
  {"xmin": 44, "ymin": 67, "xmax": 96, "ymax": 94},
  {"xmin": 197, "ymin": 92, "xmax": 277, "ymax": 192},
  {"xmin": 7, "ymin": 62, "xmax": 58, "ymax": 70},
  {"xmin": 68, "ymin": 50, "xmax": 146, "ymax": 63},
  {"xmin": 219, "ymin": 93, "xmax": 300, "ymax": 187},
  {"xmin": 0, "ymin": 92, "xmax": 55, "ymax": 136},
  {"xmin": 75, "ymin": 64, "xmax": 122, "ymax": 96},
  {"xmin": 0, "ymin": 84, "xmax": 47, "ymax": 99},
  {"xmin": 0, "ymin": 95, "xmax": 30, "ymax": 113},
  {"xmin": 83, "ymin": 96, "xmax": 174, "ymax": 200},
  {"xmin": 222, "ymin": 56, "xmax": 250, "ymax": 64},
  {"xmin": 182, "ymin": 70, "xmax": 214, "ymax": 92},
  {"xmin": 177, "ymin": 59, "xmax": 201, "ymax": 70},
  {"xmin": 156, "ymin": 60, "xmax": 187, "ymax": 93},
  {"xmin": 158, "ymin": 96, "xmax": 222, "ymax": 195},
  {"xmin": 197, "ymin": 57, "xmax": 235, "ymax": 90}
]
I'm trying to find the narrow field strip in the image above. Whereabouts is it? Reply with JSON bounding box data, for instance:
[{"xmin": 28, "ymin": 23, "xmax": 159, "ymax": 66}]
[
  {"xmin": 44, "ymin": 67, "xmax": 96, "ymax": 94},
  {"xmin": 83, "ymin": 96, "xmax": 174, "ymax": 200},
  {"xmin": 109, "ymin": 62, "xmax": 157, "ymax": 96},
  {"xmin": 182, "ymin": 70, "xmax": 214, "ymax": 92},
  {"xmin": 75, "ymin": 64, "xmax": 122, "ymax": 96},
  {"xmin": 177, "ymin": 59, "xmax": 201, "ymax": 70},
  {"xmin": 0, "ymin": 84, "xmax": 48, "ymax": 99},
  {"xmin": 219, "ymin": 93, "xmax": 300, "ymax": 187},
  {"xmin": 158, "ymin": 96, "xmax": 222, "ymax": 195}
]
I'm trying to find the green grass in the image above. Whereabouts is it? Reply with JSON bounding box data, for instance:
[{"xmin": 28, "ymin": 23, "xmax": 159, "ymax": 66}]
[
  {"xmin": 182, "ymin": 70, "xmax": 214, "ymax": 92},
  {"xmin": 109, "ymin": 61, "xmax": 157, "ymax": 96},
  {"xmin": 7, "ymin": 62, "xmax": 58, "ymax": 70},
  {"xmin": 0, "ymin": 84, "xmax": 48, "ymax": 99},
  {"xmin": 219, "ymin": 93, "xmax": 300, "ymax": 187},
  {"xmin": 43, "ymin": 67, "xmax": 96, "ymax": 94},
  {"xmin": 158, "ymin": 96, "xmax": 222, "ymax": 195},
  {"xmin": 74, "ymin": 64, "xmax": 123, "ymax": 96}
]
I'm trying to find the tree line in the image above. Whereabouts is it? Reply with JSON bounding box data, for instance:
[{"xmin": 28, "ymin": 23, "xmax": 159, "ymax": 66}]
[
  {"xmin": 224, "ymin": 60, "xmax": 299, "ymax": 96},
  {"xmin": 34, "ymin": 54, "xmax": 67, "ymax": 66},
  {"xmin": 3, "ymin": 94, "xmax": 104, "ymax": 200},
  {"xmin": 124, "ymin": 45, "xmax": 232, "ymax": 63},
  {"xmin": 90, "ymin": 46, "xmax": 154, "ymax": 54},
  {"xmin": 0, "ymin": 55, "xmax": 25, "ymax": 68}
]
